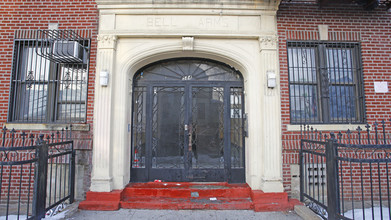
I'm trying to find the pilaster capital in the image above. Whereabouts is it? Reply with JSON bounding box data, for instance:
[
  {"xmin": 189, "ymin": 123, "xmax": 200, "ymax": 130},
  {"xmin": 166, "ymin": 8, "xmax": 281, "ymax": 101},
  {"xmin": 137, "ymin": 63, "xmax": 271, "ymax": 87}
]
[
  {"xmin": 97, "ymin": 34, "xmax": 118, "ymax": 50},
  {"xmin": 259, "ymin": 35, "xmax": 278, "ymax": 51}
]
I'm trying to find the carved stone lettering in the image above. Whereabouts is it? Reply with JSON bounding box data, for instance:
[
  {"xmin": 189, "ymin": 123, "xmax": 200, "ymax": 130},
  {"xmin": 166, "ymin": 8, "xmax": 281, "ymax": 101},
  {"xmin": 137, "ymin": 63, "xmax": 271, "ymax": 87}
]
[
  {"xmin": 146, "ymin": 16, "xmax": 177, "ymax": 27},
  {"xmin": 116, "ymin": 15, "xmax": 240, "ymax": 31},
  {"xmin": 199, "ymin": 17, "xmax": 228, "ymax": 28}
]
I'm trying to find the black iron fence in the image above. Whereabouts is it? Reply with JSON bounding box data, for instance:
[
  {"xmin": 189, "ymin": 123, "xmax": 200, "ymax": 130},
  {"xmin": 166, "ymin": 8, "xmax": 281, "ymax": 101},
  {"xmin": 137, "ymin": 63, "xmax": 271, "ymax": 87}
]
[
  {"xmin": 0, "ymin": 126, "xmax": 75, "ymax": 220},
  {"xmin": 300, "ymin": 120, "xmax": 391, "ymax": 219}
]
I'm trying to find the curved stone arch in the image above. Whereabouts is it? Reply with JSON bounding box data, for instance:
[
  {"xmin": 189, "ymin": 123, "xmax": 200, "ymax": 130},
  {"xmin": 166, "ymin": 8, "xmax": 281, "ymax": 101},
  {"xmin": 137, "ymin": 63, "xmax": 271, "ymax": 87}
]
[
  {"xmin": 119, "ymin": 41, "xmax": 256, "ymax": 83},
  {"xmin": 110, "ymin": 38, "xmax": 266, "ymax": 190},
  {"xmin": 121, "ymin": 41, "xmax": 253, "ymax": 183},
  {"xmin": 133, "ymin": 58, "xmax": 244, "ymax": 84}
]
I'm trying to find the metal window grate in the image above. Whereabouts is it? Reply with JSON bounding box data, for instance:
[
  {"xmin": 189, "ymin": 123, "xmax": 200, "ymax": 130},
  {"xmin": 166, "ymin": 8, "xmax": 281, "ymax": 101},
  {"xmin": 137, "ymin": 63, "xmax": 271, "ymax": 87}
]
[
  {"xmin": 9, "ymin": 30, "xmax": 91, "ymax": 123},
  {"xmin": 35, "ymin": 30, "xmax": 89, "ymax": 64},
  {"xmin": 288, "ymin": 41, "xmax": 365, "ymax": 124}
]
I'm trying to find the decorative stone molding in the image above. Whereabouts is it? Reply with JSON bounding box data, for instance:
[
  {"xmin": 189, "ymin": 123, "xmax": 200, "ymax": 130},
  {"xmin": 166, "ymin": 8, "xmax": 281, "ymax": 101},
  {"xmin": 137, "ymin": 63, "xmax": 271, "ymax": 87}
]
[
  {"xmin": 97, "ymin": 35, "xmax": 118, "ymax": 50},
  {"xmin": 91, "ymin": 0, "xmax": 284, "ymax": 193},
  {"xmin": 259, "ymin": 35, "xmax": 278, "ymax": 51},
  {"xmin": 182, "ymin": 37, "xmax": 194, "ymax": 51},
  {"xmin": 91, "ymin": 34, "xmax": 118, "ymax": 192}
]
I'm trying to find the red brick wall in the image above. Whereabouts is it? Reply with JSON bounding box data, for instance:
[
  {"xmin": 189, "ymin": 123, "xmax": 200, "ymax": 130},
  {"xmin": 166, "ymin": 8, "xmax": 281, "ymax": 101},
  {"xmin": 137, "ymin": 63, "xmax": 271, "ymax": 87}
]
[
  {"xmin": 0, "ymin": 0, "xmax": 99, "ymax": 198},
  {"xmin": 339, "ymin": 162, "xmax": 389, "ymax": 200},
  {"xmin": 278, "ymin": 3, "xmax": 391, "ymax": 195},
  {"xmin": 1, "ymin": 0, "xmax": 390, "ymax": 200},
  {"xmin": 1, "ymin": 157, "xmax": 35, "ymax": 202}
]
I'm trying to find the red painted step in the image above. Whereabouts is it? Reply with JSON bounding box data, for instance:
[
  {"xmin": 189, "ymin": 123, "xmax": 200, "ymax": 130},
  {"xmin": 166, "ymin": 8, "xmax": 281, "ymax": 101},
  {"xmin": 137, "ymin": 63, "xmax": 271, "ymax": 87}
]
[
  {"xmin": 120, "ymin": 182, "xmax": 252, "ymax": 210},
  {"xmin": 120, "ymin": 197, "xmax": 253, "ymax": 210},
  {"xmin": 79, "ymin": 182, "xmax": 301, "ymax": 211},
  {"xmin": 122, "ymin": 182, "xmax": 251, "ymax": 199},
  {"xmin": 79, "ymin": 190, "xmax": 122, "ymax": 211}
]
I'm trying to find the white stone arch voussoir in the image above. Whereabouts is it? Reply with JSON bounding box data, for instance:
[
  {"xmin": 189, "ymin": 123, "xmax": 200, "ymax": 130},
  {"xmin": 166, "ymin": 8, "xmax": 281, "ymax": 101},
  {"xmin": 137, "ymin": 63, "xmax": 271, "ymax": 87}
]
[{"xmin": 119, "ymin": 41, "xmax": 255, "ymax": 83}]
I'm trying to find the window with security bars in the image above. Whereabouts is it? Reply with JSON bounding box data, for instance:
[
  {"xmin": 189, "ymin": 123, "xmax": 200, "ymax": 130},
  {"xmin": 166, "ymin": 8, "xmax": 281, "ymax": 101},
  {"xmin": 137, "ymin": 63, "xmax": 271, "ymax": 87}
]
[
  {"xmin": 288, "ymin": 42, "xmax": 365, "ymax": 124},
  {"xmin": 9, "ymin": 30, "xmax": 90, "ymax": 123}
]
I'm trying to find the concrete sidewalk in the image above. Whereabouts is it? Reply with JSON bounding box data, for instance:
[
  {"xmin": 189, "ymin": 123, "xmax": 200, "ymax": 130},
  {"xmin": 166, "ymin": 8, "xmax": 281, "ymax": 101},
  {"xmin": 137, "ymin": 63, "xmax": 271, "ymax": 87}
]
[{"xmin": 66, "ymin": 209, "xmax": 303, "ymax": 220}]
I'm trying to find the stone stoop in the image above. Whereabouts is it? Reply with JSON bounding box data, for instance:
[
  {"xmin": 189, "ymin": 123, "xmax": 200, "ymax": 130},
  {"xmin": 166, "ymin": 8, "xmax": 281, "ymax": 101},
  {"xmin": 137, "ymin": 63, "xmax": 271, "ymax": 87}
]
[
  {"xmin": 251, "ymin": 190, "xmax": 302, "ymax": 212},
  {"xmin": 79, "ymin": 182, "xmax": 302, "ymax": 211},
  {"xmin": 120, "ymin": 182, "xmax": 252, "ymax": 210},
  {"xmin": 79, "ymin": 190, "xmax": 122, "ymax": 211}
]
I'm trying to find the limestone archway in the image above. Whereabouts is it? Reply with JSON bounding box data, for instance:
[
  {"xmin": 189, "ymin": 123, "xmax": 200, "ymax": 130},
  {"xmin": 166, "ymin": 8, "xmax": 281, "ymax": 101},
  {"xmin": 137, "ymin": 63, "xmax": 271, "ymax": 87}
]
[
  {"xmin": 129, "ymin": 58, "xmax": 245, "ymax": 183},
  {"xmin": 91, "ymin": 0, "xmax": 283, "ymax": 193}
]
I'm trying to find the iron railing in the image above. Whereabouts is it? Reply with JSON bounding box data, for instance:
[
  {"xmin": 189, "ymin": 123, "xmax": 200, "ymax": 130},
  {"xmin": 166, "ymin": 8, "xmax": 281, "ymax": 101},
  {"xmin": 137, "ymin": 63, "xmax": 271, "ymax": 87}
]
[
  {"xmin": 0, "ymin": 126, "xmax": 75, "ymax": 220},
  {"xmin": 300, "ymin": 120, "xmax": 391, "ymax": 219}
]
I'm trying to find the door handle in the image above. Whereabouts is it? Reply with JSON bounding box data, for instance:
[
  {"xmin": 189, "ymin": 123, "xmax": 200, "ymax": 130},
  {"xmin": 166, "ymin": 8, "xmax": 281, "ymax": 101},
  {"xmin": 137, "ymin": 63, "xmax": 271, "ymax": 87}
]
[{"xmin": 188, "ymin": 125, "xmax": 192, "ymax": 151}]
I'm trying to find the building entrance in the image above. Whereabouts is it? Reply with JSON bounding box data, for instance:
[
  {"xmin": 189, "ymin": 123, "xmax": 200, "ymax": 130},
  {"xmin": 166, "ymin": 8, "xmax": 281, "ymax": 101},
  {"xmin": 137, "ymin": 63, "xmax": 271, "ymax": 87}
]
[{"xmin": 131, "ymin": 58, "xmax": 245, "ymax": 183}]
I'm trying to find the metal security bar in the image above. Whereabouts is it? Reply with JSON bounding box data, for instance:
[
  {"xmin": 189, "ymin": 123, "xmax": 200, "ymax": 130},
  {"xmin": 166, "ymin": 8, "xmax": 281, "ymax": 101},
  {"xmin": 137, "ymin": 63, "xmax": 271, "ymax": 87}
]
[
  {"xmin": 9, "ymin": 30, "xmax": 91, "ymax": 123},
  {"xmin": 131, "ymin": 59, "xmax": 245, "ymax": 183},
  {"xmin": 288, "ymin": 41, "xmax": 365, "ymax": 124},
  {"xmin": 35, "ymin": 30, "xmax": 88, "ymax": 64},
  {"xmin": 300, "ymin": 120, "xmax": 391, "ymax": 219},
  {"xmin": 0, "ymin": 126, "xmax": 75, "ymax": 220}
]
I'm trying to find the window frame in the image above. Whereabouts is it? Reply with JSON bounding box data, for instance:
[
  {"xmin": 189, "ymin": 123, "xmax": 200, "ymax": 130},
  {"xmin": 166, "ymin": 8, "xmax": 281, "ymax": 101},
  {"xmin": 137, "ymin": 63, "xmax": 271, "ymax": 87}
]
[
  {"xmin": 8, "ymin": 38, "xmax": 90, "ymax": 124},
  {"xmin": 287, "ymin": 41, "xmax": 366, "ymax": 125}
]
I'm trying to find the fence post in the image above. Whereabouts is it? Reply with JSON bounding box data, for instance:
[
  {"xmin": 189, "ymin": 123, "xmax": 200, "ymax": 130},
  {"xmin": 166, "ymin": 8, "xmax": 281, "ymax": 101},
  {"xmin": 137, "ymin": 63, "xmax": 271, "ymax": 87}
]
[
  {"xmin": 69, "ymin": 141, "xmax": 75, "ymax": 203},
  {"xmin": 326, "ymin": 138, "xmax": 340, "ymax": 220},
  {"xmin": 32, "ymin": 135, "xmax": 48, "ymax": 220},
  {"xmin": 299, "ymin": 139, "xmax": 304, "ymax": 202}
]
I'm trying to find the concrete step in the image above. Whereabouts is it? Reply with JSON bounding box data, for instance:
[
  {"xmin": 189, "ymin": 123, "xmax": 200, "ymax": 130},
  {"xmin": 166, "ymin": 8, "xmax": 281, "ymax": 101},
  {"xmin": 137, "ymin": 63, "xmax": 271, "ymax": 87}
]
[
  {"xmin": 121, "ymin": 182, "xmax": 251, "ymax": 199},
  {"xmin": 120, "ymin": 182, "xmax": 252, "ymax": 210},
  {"xmin": 120, "ymin": 197, "xmax": 253, "ymax": 210},
  {"xmin": 79, "ymin": 182, "xmax": 301, "ymax": 212}
]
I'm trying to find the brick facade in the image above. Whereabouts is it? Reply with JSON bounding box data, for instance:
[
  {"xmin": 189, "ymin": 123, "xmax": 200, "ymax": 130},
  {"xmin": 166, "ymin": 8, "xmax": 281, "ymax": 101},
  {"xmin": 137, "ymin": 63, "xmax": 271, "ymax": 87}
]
[
  {"xmin": 278, "ymin": 3, "xmax": 391, "ymax": 195},
  {"xmin": 0, "ymin": 0, "xmax": 98, "ymax": 199},
  {"xmin": 0, "ymin": 0, "xmax": 390, "ymax": 201}
]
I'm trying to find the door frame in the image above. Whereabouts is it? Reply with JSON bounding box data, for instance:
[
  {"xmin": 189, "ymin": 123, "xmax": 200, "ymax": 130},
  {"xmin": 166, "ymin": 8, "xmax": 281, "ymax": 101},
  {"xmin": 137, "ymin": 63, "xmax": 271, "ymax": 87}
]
[{"xmin": 130, "ymin": 58, "xmax": 245, "ymax": 183}]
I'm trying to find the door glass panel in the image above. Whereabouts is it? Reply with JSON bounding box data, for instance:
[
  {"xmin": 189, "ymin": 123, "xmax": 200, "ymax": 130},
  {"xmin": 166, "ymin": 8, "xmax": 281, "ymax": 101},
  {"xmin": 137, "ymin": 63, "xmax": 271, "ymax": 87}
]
[
  {"xmin": 230, "ymin": 88, "xmax": 244, "ymax": 168},
  {"xmin": 135, "ymin": 60, "xmax": 242, "ymax": 82},
  {"xmin": 131, "ymin": 59, "xmax": 245, "ymax": 183},
  {"xmin": 132, "ymin": 87, "xmax": 147, "ymax": 168},
  {"xmin": 191, "ymin": 87, "xmax": 224, "ymax": 169},
  {"xmin": 152, "ymin": 87, "xmax": 185, "ymax": 168}
]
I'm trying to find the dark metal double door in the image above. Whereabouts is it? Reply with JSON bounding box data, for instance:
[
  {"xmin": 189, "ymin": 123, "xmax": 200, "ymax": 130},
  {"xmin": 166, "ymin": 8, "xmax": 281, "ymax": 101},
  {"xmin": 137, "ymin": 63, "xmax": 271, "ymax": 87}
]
[{"xmin": 131, "ymin": 82, "xmax": 245, "ymax": 183}]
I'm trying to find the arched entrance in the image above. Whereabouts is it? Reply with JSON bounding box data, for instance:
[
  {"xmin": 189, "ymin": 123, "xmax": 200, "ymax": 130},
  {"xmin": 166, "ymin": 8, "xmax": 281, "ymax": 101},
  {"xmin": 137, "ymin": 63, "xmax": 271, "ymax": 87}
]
[{"xmin": 131, "ymin": 58, "xmax": 245, "ymax": 183}]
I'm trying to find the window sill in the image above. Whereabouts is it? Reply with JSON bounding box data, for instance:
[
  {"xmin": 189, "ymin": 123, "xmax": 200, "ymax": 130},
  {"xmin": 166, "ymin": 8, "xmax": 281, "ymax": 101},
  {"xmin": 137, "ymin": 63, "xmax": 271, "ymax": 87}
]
[
  {"xmin": 286, "ymin": 124, "xmax": 367, "ymax": 132},
  {"xmin": 3, "ymin": 123, "xmax": 90, "ymax": 131}
]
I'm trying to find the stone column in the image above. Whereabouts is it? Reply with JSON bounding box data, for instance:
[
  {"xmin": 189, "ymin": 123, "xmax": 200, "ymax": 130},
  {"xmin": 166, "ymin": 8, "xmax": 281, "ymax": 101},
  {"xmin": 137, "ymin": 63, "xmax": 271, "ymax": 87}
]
[
  {"xmin": 90, "ymin": 35, "xmax": 118, "ymax": 192},
  {"xmin": 259, "ymin": 34, "xmax": 284, "ymax": 192}
]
